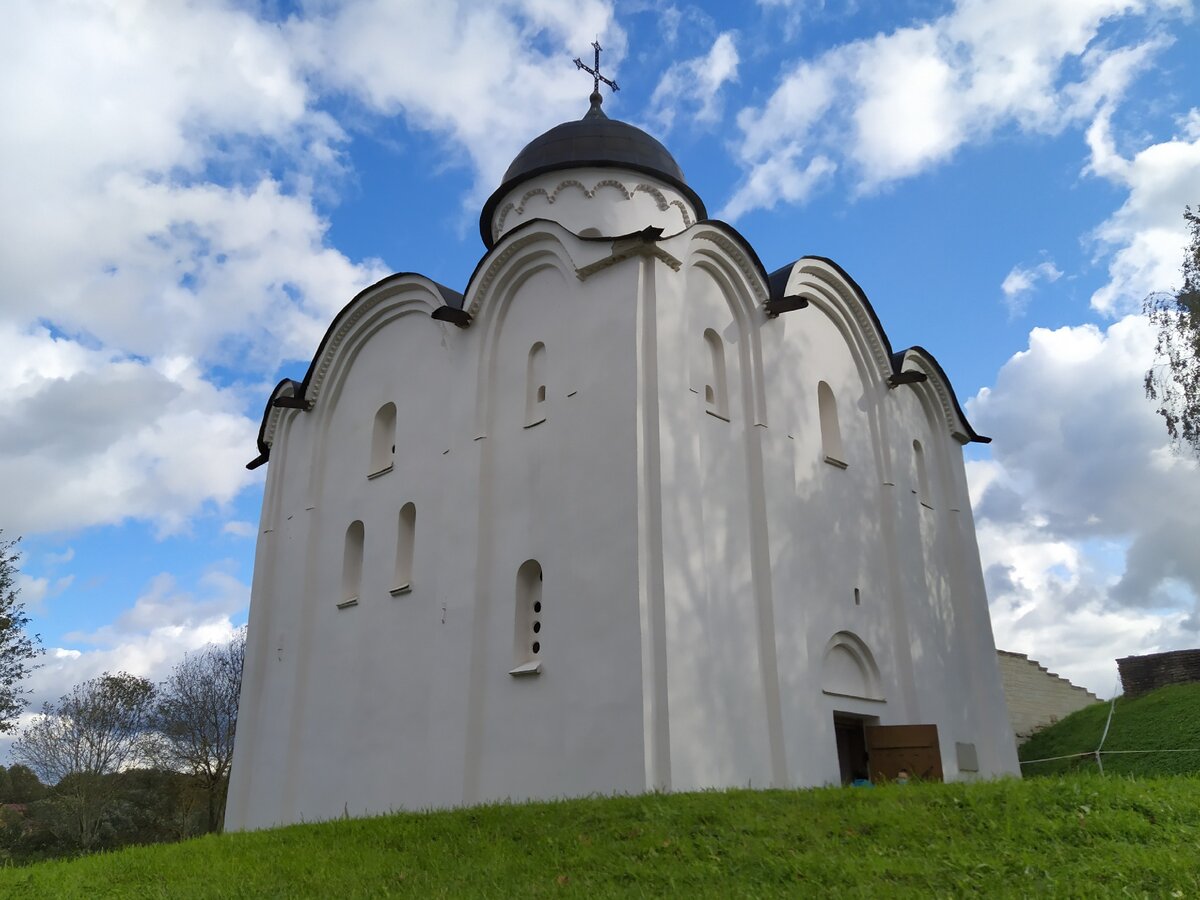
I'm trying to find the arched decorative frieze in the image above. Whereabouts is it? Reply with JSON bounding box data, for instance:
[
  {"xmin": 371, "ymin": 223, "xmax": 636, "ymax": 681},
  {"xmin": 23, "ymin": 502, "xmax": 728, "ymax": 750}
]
[
  {"xmin": 491, "ymin": 177, "xmax": 695, "ymax": 239},
  {"xmin": 821, "ymin": 631, "xmax": 884, "ymax": 702},
  {"xmin": 632, "ymin": 183, "xmax": 696, "ymax": 227}
]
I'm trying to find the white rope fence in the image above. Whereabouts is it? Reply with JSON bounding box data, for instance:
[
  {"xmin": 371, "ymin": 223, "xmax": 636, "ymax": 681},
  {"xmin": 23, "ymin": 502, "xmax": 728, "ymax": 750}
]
[{"xmin": 1018, "ymin": 685, "xmax": 1200, "ymax": 772}]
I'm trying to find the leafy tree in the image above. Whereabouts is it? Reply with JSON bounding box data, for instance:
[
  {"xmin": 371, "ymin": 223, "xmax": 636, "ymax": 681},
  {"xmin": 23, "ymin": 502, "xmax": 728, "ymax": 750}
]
[
  {"xmin": 11, "ymin": 672, "xmax": 155, "ymax": 849},
  {"xmin": 150, "ymin": 632, "xmax": 245, "ymax": 832},
  {"xmin": 3, "ymin": 764, "xmax": 47, "ymax": 803},
  {"xmin": 1145, "ymin": 206, "xmax": 1200, "ymax": 456},
  {"xmin": 0, "ymin": 532, "xmax": 42, "ymax": 732}
]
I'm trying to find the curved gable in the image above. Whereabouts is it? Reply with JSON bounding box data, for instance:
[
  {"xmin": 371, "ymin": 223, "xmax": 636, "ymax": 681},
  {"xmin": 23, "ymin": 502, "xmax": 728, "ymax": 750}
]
[
  {"xmin": 895, "ymin": 347, "xmax": 989, "ymax": 444},
  {"xmin": 247, "ymin": 272, "xmax": 462, "ymax": 468},
  {"xmin": 770, "ymin": 256, "xmax": 987, "ymax": 443}
]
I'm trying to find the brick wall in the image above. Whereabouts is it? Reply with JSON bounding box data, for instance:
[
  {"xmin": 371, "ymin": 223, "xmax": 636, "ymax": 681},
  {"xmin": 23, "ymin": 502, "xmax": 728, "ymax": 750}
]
[
  {"xmin": 996, "ymin": 650, "xmax": 1101, "ymax": 741},
  {"xmin": 1117, "ymin": 649, "xmax": 1200, "ymax": 698}
]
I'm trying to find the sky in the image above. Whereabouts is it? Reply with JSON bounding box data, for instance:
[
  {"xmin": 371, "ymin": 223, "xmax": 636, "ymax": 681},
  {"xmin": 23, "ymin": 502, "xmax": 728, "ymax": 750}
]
[{"xmin": 4, "ymin": 0, "xmax": 1200, "ymax": 748}]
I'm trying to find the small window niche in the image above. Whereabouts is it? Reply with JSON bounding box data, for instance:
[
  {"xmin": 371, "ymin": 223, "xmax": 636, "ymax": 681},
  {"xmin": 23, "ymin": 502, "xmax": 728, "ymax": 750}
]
[
  {"xmin": 510, "ymin": 559, "xmax": 544, "ymax": 676},
  {"xmin": 338, "ymin": 520, "xmax": 365, "ymax": 609},
  {"xmin": 525, "ymin": 342, "xmax": 547, "ymax": 428},
  {"xmin": 369, "ymin": 402, "xmax": 396, "ymax": 478},
  {"xmin": 817, "ymin": 381, "xmax": 846, "ymax": 468},
  {"xmin": 913, "ymin": 439, "xmax": 932, "ymax": 508},
  {"xmin": 391, "ymin": 502, "xmax": 416, "ymax": 596},
  {"xmin": 703, "ymin": 328, "xmax": 730, "ymax": 421}
]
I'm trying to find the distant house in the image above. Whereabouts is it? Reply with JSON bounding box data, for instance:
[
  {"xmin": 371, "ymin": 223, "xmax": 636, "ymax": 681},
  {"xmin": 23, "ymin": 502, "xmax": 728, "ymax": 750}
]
[{"xmin": 996, "ymin": 650, "xmax": 1100, "ymax": 741}]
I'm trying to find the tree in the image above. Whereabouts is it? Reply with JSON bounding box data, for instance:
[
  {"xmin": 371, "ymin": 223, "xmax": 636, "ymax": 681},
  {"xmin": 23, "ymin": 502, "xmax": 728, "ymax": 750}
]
[
  {"xmin": 11, "ymin": 672, "xmax": 155, "ymax": 849},
  {"xmin": 1145, "ymin": 206, "xmax": 1200, "ymax": 456},
  {"xmin": 3, "ymin": 764, "xmax": 46, "ymax": 803},
  {"xmin": 150, "ymin": 631, "xmax": 245, "ymax": 833},
  {"xmin": 0, "ymin": 532, "xmax": 42, "ymax": 732}
]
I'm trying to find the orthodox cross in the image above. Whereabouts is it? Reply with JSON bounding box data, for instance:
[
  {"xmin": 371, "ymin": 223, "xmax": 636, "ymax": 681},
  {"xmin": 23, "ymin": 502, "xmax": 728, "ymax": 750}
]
[{"xmin": 574, "ymin": 41, "xmax": 619, "ymax": 94}]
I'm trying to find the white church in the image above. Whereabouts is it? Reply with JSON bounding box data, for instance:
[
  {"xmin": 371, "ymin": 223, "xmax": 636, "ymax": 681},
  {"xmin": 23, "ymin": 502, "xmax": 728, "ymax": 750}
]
[{"xmin": 226, "ymin": 63, "xmax": 1019, "ymax": 831}]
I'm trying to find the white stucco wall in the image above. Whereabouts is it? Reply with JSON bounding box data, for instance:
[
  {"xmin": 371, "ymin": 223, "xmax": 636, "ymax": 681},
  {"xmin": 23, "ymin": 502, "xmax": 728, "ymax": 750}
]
[{"xmin": 227, "ymin": 174, "xmax": 1019, "ymax": 831}]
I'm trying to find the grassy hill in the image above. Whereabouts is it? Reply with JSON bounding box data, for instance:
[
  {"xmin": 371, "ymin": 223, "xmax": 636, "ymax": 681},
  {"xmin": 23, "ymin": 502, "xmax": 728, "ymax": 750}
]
[
  {"xmin": 1020, "ymin": 683, "xmax": 1200, "ymax": 777},
  {"xmin": 1, "ymin": 775, "xmax": 1198, "ymax": 897}
]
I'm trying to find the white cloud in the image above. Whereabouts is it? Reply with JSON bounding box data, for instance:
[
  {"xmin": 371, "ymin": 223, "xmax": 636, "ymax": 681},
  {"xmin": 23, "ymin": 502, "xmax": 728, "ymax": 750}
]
[
  {"xmin": 223, "ymin": 521, "xmax": 257, "ymax": 538},
  {"xmin": 287, "ymin": 0, "xmax": 622, "ymax": 204},
  {"xmin": 27, "ymin": 568, "xmax": 247, "ymax": 710},
  {"xmin": 726, "ymin": 0, "xmax": 1183, "ymax": 215},
  {"xmin": 648, "ymin": 32, "xmax": 740, "ymax": 132},
  {"xmin": 968, "ymin": 315, "xmax": 1200, "ymax": 693},
  {"xmin": 0, "ymin": 323, "xmax": 259, "ymax": 536},
  {"xmin": 0, "ymin": 2, "xmax": 392, "ymax": 538},
  {"xmin": 1086, "ymin": 107, "xmax": 1200, "ymax": 314},
  {"xmin": 1001, "ymin": 260, "xmax": 1063, "ymax": 317}
]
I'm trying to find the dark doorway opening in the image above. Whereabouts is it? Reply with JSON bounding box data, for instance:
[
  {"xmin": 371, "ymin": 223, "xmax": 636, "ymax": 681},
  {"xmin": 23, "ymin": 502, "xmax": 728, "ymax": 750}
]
[{"xmin": 833, "ymin": 712, "xmax": 879, "ymax": 785}]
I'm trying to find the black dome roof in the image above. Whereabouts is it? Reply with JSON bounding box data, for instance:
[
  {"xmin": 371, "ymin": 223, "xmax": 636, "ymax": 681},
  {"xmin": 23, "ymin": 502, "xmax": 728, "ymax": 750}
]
[{"xmin": 479, "ymin": 92, "xmax": 707, "ymax": 247}]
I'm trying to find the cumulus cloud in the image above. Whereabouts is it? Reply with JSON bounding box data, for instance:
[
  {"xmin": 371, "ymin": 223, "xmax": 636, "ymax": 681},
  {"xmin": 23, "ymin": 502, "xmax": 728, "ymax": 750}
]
[
  {"xmin": 22, "ymin": 567, "xmax": 246, "ymax": 709},
  {"xmin": 1086, "ymin": 107, "xmax": 1200, "ymax": 314},
  {"xmin": 726, "ymin": 0, "xmax": 1182, "ymax": 216},
  {"xmin": 968, "ymin": 316, "xmax": 1200, "ymax": 692},
  {"xmin": 648, "ymin": 32, "xmax": 740, "ymax": 133},
  {"xmin": 287, "ymin": 0, "xmax": 622, "ymax": 203},
  {"xmin": 0, "ymin": 324, "xmax": 259, "ymax": 536},
  {"xmin": 1, "ymin": 0, "xmax": 630, "ymax": 539},
  {"xmin": 0, "ymin": 1, "xmax": 392, "ymax": 537},
  {"xmin": 1001, "ymin": 260, "xmax": 1063, "ymax": 317}
]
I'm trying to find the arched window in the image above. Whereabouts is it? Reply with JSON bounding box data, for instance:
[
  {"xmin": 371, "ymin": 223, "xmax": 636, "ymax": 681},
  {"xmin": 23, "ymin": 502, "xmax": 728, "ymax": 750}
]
[
  {"xmin": 369, "ymin": 402, "xmax": 396, "ymax": 477},
  {"xmin": 913, "ymin": 439, "xmax": 932, "ymax": 508},
  {"xmin": 525, "ymin": 342, "xmax": 547, "ymax": 427},
  {"xmin": 338, "ymin": 520, "xmax": 365, "ymax": 609},
  {"xmin": 703, "ymin": 328, "xmax": 729, "ymax": 420},
  {"xmin": 391, "ymin": 502, "xmax": 416, "ymax": 595},
  {"xmin": 818, "ymin": 381, "xmax": 846, "ymax": 467},
  {"xmin": 510, "ymin": 559, "xmax": 544, "ymax": 675}
]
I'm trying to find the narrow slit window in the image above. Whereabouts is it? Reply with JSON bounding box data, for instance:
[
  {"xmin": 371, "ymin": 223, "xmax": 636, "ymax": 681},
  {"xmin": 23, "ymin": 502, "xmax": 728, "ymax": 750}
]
[
  {"xmin": 339, "ymin": 520, "xmax": 365, "ymax": 609},
  {"xmin": 525, "ymin": 342, "xmax": 547, "ymax": 427},
  {"xmin": 369, "ymin": 402, "xmax": 396, "ymax": 477},
  {"xmin": 391, "ymin": 502, "xmax": 416, "ymax": 595},
  {"xmin": 703, "ymin": 328, "xmax": 729, "ymax": 420},
  {"xmin": 913, "ymin": 439, "xmax": 932, "ymax": 508},
  {"xmin": 818, "ymin": 381, "xmax": 846, "ymax": 467},
  {"xmin": 510, "ymin": 559, "xmax": 544, "ymax": 675}
]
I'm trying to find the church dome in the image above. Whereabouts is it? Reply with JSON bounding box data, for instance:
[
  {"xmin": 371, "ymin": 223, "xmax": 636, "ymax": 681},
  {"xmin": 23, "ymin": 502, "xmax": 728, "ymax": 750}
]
[{"xmin": 479, "ymin": 92, "xmax": 708, "ymax": 247}]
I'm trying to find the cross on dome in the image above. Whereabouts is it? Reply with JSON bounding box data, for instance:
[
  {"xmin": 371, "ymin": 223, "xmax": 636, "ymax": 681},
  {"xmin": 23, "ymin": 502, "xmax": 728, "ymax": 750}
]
[{"xmin": 573, "ymin": 41, "xmax": 619, "ymax": 97}]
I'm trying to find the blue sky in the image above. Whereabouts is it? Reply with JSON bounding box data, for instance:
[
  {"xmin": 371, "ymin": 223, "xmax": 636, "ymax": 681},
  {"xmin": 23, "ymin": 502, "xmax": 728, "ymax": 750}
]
[{"xmin": 4, "ymin": 0, "xmax": 1200, "ymax": 738}]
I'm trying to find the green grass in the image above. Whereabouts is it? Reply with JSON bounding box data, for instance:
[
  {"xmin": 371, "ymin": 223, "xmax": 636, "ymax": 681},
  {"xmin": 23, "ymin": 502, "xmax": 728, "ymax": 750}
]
[
  {"xmin": 1, "ymin": 776, "xmax": 1199, "ymax": 898},
  {"xmin": 1020, "ymin": 683, "xmax": 1200, "ymax": 777}
]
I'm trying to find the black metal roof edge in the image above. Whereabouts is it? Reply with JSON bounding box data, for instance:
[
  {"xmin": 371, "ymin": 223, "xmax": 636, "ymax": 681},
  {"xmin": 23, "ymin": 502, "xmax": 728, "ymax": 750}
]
[
  {"xmin": 896, "ymin": 345, "xmax": 990, "ymax": 444},
  {"xmin": 249, "ymin": 377, "xmax": 302, "ymax": 469},
  {"xmin": 479, "ymin": 158, "xmax": 709, "ymax": 249},
  {"xmin": 247, "ymin": 271, "xmax": 465, "ymax": 468}
]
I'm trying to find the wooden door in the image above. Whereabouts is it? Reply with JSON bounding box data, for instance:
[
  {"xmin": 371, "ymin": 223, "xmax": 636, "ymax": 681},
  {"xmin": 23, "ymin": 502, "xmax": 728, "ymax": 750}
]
[{"xmin": 865, "ymin": 724, "xmax": 943, "ymax": 782}]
